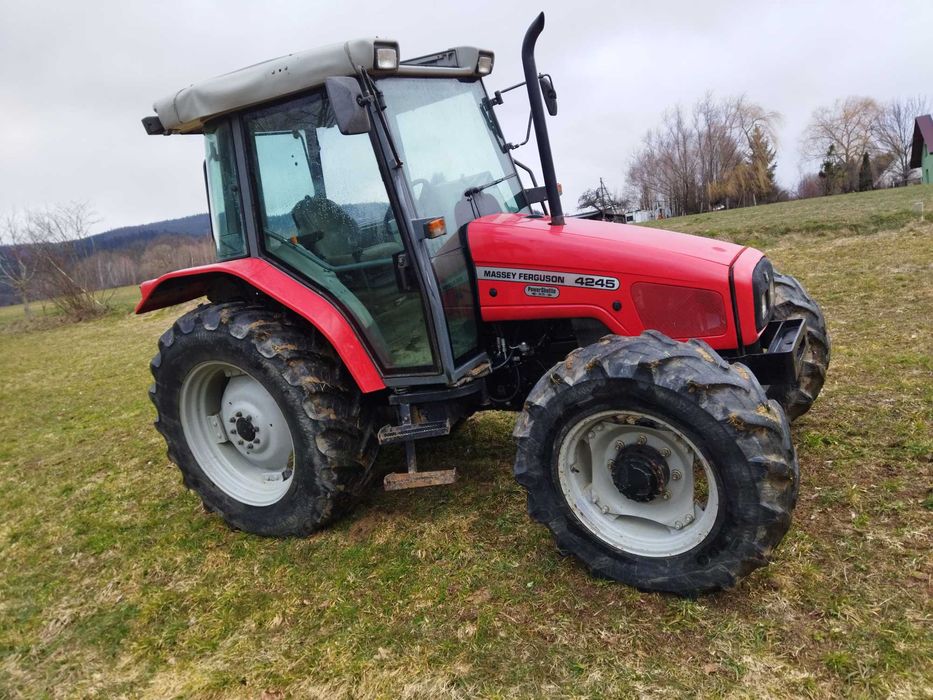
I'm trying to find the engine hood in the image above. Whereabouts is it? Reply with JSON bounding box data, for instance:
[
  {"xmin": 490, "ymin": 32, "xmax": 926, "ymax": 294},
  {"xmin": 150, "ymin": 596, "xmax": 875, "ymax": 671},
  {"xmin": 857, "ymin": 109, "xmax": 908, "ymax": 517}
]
[{"xmin": 467, "ymin": 213, "xmax": 745, "ymax": 281}]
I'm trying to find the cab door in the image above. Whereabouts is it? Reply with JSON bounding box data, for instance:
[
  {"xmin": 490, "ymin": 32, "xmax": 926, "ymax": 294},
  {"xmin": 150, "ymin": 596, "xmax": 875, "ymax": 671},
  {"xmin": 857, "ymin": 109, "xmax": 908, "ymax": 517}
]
[{"xmin": 242, "ymin": 89, "xmax": 440, "ymax": 376}]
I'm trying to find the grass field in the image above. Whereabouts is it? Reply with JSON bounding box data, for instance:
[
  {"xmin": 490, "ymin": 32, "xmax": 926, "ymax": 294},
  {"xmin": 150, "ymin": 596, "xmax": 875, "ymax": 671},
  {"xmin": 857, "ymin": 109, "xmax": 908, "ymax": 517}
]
[{"xmin": 1, "ymin": 187, "xmax": 931, "ymax": 698}]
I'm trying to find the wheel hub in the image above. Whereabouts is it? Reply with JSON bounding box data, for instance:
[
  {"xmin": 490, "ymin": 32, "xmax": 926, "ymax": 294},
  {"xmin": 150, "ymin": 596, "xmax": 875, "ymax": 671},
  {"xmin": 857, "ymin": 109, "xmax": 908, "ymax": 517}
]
[
  {"xmin": 235, "ymin": 416, "xmax": 257, "ymax": 442},
  {"xmin": 611, "ymin": 444, "xmax": 670, "ymax": 502}
]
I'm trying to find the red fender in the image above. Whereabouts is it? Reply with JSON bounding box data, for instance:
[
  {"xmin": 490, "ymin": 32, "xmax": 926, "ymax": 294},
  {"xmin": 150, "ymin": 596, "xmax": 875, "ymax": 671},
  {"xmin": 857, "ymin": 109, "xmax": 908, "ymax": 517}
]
[{"xmin": 135, "ymin": 258, "xmax": 386, "ymax": 393}]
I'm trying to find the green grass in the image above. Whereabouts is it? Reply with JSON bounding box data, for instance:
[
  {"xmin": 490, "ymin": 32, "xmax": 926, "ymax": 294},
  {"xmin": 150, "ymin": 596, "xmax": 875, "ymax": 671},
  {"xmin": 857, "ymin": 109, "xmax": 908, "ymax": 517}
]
[
  {"xmin": 1, "ymin": 188, "xmax": 931, "ymax": 698},
  {"xmin": 0, "ymin": 285, "xmax": 141, "ymax": 331},
  {"xmin": 639, "ymin": 184, "xmax": 933, "ymax": 249}
]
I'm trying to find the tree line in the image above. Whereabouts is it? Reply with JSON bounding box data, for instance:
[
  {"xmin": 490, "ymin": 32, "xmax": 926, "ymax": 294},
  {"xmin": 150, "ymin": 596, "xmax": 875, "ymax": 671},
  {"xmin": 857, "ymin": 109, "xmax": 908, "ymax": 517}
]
[
  {"xmin": 0, "ymin": 203, "xmax": 214, "ymax": 319},
  {"xmin": 580, "ymin": 94, "xmax": 929, "ymax": 217}
]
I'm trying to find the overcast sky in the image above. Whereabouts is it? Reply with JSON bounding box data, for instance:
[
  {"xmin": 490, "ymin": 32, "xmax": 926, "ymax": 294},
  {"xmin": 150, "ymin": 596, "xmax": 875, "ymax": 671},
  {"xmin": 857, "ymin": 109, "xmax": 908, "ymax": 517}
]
[{"xmin": 1, "ymin": 0, "xmax": 931, "ymax": 234}]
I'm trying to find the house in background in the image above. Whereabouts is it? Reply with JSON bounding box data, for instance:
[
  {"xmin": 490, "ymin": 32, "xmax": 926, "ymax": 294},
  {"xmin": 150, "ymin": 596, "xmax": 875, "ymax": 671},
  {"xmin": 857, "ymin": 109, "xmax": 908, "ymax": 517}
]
[{"xmin": 910, "ymin": 114, "xmax": 933, "ymax": 184}]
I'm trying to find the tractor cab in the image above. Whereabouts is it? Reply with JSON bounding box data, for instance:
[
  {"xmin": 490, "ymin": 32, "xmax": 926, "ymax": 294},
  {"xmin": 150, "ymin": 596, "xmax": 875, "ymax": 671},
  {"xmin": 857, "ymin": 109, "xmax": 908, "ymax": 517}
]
[{"xmin": 144, "ymin": 36, "xmax": 542, "ymax": 389}]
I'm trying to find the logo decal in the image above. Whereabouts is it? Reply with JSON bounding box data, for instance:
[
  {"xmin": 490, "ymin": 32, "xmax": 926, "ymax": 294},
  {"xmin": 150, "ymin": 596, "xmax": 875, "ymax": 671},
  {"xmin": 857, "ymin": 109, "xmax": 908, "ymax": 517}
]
[
  {"xmin": 475, "ymin": 266, "xmax": 619, "ymax": 291},
  {"xmin": 524, "ymin": 285, "xmax": 560, "ymax": 298}
]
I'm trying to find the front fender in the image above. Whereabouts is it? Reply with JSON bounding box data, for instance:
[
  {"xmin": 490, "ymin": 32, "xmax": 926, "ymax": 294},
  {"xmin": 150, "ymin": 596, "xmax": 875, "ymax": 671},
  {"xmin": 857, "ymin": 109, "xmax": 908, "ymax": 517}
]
[{"xmin": 135, "ymin": 258, "xmax": 386, "ymax": 393}]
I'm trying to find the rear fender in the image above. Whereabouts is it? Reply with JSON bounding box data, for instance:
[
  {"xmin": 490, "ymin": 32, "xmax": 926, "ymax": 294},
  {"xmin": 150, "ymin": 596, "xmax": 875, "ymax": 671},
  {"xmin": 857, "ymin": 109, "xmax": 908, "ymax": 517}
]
[{"xmin": 135, "ymin": 258, "xmax": 385, "ymax": 393}]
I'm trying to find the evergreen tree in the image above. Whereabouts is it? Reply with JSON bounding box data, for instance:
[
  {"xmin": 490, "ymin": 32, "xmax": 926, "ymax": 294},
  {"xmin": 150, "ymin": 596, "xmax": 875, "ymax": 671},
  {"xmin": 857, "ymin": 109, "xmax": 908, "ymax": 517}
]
[
  {"xmin": 747, "ymin": 126, "xmax": 777, "ymax": 205},
  {"xmin": 858, "ymin": 152, "xmax": 874, "ymax": 192},
  {"xmin": 818, "ymin": 145, "xmax": 841, "ymax": 195}
]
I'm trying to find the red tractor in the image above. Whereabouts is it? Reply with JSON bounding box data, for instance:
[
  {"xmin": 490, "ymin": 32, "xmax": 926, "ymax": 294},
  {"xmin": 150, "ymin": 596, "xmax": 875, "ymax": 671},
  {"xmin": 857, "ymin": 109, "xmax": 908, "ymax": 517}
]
[{"xmin": 138, "ymin": 14, "xmax": 829, "ymax": 595}]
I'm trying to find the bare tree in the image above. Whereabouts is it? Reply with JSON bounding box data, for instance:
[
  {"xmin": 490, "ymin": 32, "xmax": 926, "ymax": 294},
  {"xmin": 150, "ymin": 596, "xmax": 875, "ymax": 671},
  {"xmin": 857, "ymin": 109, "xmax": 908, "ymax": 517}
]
[
  {"xmin": 627, "ymin": 94, "xmax": 780, "ymax": 216},
  {"xmin": 578, "ymin": 178, "xmax": 629, "ymax": 218},
  {"xmin": 874, "ymin": 95, "xmax": 930, "ymax": 186},
  {"xmin": 803, "ymin": 96, "xmax": 881, "ymax": 193},
  {"xmin": 28, "ymin": 202, "xmax": 109, "ymax": 320},
  {"xmin": 0, "ymin": 212, "xmax": 37, "ymax": 318}
]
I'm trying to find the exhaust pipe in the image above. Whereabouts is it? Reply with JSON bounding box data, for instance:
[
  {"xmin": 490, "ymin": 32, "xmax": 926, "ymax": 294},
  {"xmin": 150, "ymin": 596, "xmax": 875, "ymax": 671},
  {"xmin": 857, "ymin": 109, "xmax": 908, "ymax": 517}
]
[{"xmin": 522, "ymin": 12, "xmax": 564, "ymax": 226}]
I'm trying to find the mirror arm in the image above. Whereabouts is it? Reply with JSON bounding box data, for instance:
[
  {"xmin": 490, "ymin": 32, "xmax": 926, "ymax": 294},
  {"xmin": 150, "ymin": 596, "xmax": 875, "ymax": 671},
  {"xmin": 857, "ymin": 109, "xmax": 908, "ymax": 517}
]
[{"xmin": 501, "ymin": 111, "xmax": 533, "ymax": 153}]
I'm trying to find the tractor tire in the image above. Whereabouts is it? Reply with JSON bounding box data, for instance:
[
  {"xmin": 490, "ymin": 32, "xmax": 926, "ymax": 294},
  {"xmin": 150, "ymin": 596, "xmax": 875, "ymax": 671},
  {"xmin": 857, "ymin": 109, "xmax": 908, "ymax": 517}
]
[
  {"xmin": 769, "ymin": 271, "xmax": 831, "ymax": 421},
  {"xmin": 149, "ymin": 302, "xmax": 378, "ymax": 536},
  {"xmin": 513, "ymin": 330, "xmax": 798, "ymax": 596}
]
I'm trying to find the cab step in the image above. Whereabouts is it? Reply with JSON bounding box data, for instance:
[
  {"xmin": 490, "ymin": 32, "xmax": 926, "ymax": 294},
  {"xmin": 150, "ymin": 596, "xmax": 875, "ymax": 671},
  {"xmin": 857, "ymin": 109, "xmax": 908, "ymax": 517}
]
[
  {"xmin": 383, "ymin": 468, "xmax": 457, "ymax": 490},
  {"xmin": 377, "ymin": 418, "xmax": 450, "ymax": 445}
]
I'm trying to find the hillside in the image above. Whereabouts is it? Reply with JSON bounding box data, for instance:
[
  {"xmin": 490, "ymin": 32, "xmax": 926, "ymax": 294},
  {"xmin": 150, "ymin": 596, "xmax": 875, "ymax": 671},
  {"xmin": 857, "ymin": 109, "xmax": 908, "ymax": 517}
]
[
  {"xmin": 0, "ymin": 188, "xmax": 930, "ymax": 697},
  {"xmin": 77, "ymin": 213, "xmax": 210, "ymax": 254},
  {"xmin": 637, "ymin": 184, "xmax": 933, "ymax": 245},
  {"xmin": 0, "ymin": 213, "xmax": 211, "ymax": 307}
]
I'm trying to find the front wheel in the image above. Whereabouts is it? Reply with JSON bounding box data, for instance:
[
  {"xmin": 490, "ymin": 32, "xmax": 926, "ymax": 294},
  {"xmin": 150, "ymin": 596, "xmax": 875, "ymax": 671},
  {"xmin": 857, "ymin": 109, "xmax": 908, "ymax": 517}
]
[
  {"xmin": 769, "ymin": 271, "xmax": 831, "ymax": 421},
  {"xmin": 513, "ymin": 331, "xmax": 799, "ymax": 595}
]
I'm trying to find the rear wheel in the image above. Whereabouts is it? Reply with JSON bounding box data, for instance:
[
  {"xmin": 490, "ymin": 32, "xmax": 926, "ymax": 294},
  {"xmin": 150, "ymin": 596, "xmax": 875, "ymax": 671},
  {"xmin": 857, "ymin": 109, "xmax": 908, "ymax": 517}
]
[
  {"xmin": 514, "ymin": 331, "xmax": 798, "ymax": 595},
  {"xmin": 149, "ymin": 302, "xmax": 378, "ymax": 536},
  {"xmin": 769, "ymin": 271, "xmax": 831, "ymax": 420}
]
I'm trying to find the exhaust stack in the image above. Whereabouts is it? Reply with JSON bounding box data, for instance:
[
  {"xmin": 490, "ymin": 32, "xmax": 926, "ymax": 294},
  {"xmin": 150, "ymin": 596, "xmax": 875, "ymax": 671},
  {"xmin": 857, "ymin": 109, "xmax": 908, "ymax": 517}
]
[{"xmin": 522, "ymin": 12, "xmax": 564, "ymax": 226}]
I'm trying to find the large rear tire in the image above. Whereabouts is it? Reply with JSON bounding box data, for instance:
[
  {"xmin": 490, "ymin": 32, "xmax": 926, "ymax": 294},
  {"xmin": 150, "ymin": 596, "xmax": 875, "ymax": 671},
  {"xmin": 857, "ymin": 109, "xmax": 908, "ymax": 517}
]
[
  {"xmin": 513, "ymin": 331, "xmax": 798, "ymax": 596},
  {"xmin": 149, "ymin": 302, "xmax": 378, "ymax": 536},
  {"xmin": 769, "ymin": 271, "xmax": 831, "ymax": 421}
]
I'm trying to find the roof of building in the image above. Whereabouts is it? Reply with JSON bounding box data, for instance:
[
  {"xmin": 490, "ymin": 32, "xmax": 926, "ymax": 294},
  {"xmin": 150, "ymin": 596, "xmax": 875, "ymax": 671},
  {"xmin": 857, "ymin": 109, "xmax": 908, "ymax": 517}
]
[{"xmin": 909, "ymin": 114, "xmax": 933, "ymax": 168}]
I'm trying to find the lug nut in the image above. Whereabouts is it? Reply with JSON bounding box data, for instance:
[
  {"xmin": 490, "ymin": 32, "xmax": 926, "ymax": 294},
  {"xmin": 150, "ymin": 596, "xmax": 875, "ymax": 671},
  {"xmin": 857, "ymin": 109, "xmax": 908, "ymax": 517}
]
[
  {"xmin": 229, "ymin": 417, "xmax": 235, "ymax": 423},
  {"xmin": 637, "ymin": 434, "xmax": 647, "ymax": 445},
  {"xmin": 254, "ymin": 439, "xmax": 260, "ymax": 445},
  {"xmin": 247, "ymin": 444, "xmax": 253, "ymax": 450},
  {"xmin": 662, "ymin": 490, "xmax": 671, "ymax": 500},
  {"xmin": 684, "ymin": 514, "xmax": 695, "ymax": 524},
  {"xmin": 235, "ymin": 411, "xmax": 242, "ymax": 418},
  {"xmin": 238, "ymin": 440, "xmax": 244, "ymax": 445},
  {"xmin": 671, "ymin": 470, "xmax": 682, "ymax": 481},
  {"xmin": 587, "ymin": 431, "xmax": 595, "ymax": 440},
  {"xmin": 614, "ymin": 440, "xmax": 624, "ymax": 450},
  {"xmin": 674, "ymin": 521, "xmax": 683, "ymax": 530},
  {"xmin": 600, "ymin": 505, "xmax": 610, "ymax": 514},
  {"xmin": 230, "ymin": 429, "xmax": 237, "ymax": 435},
  {"xmin": 661, "ymin": 448, "xmax": 671, "ymax": 457}
]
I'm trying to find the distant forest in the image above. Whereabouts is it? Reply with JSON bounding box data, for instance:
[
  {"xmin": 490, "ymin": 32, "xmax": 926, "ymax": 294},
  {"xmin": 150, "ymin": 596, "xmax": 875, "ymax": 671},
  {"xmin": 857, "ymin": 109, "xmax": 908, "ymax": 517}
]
[{"xmin": 0, "ymin": 213, "xmax": 212, "ymax": 307}]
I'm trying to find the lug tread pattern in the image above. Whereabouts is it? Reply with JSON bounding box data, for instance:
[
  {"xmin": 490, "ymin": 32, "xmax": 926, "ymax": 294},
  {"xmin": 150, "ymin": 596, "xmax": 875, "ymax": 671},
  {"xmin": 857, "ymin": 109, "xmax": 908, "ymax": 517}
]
[
  {"xmin": 148, "ymin": 302, "xmax": 377, "ymax": 536},
  {"xmin": 770, "ymin": 272, "xmax": 831, "ymax": 420},
  {"xmin": 513, "ymin": 331, "xmax": 799, "ymax": 595}
]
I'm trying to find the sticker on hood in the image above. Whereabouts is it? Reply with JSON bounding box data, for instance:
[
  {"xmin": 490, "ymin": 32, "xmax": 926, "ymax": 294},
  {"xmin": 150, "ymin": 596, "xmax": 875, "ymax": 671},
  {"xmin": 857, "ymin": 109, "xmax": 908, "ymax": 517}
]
[{"xmin": 476, "ymin": 266, "xmax": 619, "ymax": 290}]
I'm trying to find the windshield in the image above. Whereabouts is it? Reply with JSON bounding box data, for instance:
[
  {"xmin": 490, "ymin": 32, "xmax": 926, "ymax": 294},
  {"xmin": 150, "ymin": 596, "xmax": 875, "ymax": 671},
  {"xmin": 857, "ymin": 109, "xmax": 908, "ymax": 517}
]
[{"xmin": 379, "ymin": 77, "xmax": 527, "ymax": 251}]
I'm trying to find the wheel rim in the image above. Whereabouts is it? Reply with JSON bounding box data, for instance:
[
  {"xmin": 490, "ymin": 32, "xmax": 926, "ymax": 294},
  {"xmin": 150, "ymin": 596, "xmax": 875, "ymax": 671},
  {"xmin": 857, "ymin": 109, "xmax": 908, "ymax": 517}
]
[
  {"xmin": 180, "ymin": 361, "xmax": 295, "ymax": 507},
  {"xmin": 556, "ymin": 409, "xmax": 719, "ymax": 557}
]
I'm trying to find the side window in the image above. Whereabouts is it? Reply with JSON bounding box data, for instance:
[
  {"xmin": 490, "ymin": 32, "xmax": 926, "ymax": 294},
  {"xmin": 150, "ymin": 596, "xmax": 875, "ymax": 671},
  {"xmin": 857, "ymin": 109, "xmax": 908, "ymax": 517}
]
[
  {"xmin": 204, "ymin": 121, "xmax": 246, "ymax": 260},
  {"xmin": 246, "ymin": 91, "xmax": 435, "ymax": 372}
]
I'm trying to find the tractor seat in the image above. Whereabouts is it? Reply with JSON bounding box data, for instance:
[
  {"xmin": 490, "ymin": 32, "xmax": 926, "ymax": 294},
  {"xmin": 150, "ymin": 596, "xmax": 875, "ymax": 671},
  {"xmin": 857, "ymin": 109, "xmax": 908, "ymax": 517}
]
[{"xmin": 291, "ymin": 194, "xmax": 361, "ymax": 266}]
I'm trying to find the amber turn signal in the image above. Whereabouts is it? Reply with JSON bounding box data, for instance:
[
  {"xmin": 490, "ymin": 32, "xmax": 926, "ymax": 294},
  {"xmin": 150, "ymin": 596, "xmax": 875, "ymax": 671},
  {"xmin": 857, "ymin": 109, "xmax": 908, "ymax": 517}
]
[{"xmin": 424, "ymin": 217, "xmax": 447, "ymax": 239}]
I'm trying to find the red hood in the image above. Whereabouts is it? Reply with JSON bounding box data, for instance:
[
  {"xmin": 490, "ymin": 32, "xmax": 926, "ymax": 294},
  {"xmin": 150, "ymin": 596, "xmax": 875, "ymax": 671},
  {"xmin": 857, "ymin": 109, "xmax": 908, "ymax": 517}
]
[{"xmin": 467, "ymin": 213, "xmax": 744, "ymax": 283}]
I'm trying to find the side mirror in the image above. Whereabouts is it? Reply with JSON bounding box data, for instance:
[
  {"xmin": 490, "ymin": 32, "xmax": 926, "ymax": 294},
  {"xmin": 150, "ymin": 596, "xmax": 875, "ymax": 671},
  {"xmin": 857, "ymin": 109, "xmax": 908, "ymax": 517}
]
[
  {"xmin": 325, "ymin": 77, "xmax": 372, "ymax": 135},
  {"xmin": 538, "ymin": 74, "xmax": 558, "ymax": 116}
]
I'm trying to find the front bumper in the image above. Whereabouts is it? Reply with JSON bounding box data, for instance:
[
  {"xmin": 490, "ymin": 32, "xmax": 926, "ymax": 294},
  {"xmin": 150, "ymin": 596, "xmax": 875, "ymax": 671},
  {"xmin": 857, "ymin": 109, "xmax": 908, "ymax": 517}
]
[{"xmin": 730, "ymin": 318, "xmax": 808, "ymax": 387}]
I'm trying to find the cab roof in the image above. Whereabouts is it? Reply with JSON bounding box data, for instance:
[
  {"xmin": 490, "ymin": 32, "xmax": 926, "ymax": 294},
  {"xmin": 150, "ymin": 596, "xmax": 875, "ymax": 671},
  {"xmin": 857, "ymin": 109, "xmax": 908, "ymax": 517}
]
[{"xmin": 145, "ymin": 39, "xmax": 493, "ymax": 135}]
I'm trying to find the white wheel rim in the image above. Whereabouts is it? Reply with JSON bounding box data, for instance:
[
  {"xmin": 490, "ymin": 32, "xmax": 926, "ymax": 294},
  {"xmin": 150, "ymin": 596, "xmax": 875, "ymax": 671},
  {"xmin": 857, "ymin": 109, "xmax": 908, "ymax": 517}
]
[
  {"xmin": 180, "ymin": 361, "xmax": 295, "ymax": 507},
  {"xmin": 556, "ymin": 409, "xmax": 719, "ymax": 557}
]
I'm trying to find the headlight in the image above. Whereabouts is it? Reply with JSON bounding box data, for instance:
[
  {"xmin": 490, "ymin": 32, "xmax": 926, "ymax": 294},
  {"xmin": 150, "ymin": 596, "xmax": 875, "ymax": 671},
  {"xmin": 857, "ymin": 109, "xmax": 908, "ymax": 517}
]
[
  {"xmin": 373, "ymin": 42, "xmax": 399, "ymax": 71},
  {"xmin": 631, "ymin": 283, "xmax": 728, "ymax": 338},
  {"xmin": 476, "ymin": 51, "xmax": 494, "ymax": 76},
  {"xmin": 752, "ymin": 257, "xmax": 774, "ymax": 331}
]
